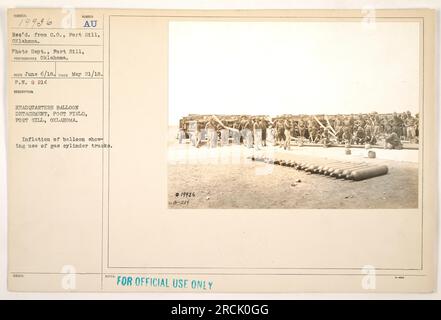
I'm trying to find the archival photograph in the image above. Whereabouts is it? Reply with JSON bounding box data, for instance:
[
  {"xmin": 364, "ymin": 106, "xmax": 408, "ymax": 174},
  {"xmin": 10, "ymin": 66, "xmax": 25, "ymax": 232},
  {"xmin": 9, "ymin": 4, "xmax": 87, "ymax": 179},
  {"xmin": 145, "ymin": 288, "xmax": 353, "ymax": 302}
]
[{"xmin": 167, "ymin": 21, "xmax": 420, "ymax": 209}]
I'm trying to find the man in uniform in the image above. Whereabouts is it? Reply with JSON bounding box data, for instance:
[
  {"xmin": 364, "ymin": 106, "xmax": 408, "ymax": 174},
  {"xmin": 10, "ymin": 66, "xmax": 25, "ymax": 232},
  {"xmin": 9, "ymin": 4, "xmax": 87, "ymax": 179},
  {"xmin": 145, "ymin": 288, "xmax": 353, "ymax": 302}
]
[
  {"xmin": 266, "ymin": 120, "xmax": 275, "ymax": 146},
  {"xmin": 298, "ymin": 117, "xmax": 306, "ymax": 143},
  {"xmin": 308, "ymin": 119, "xmax": 318, "ymax": 143},
  {"xmin": 343, "ymin": 115, "xmax": 353, "ymax": 137},
  {"xmin": 334, "ymin": 116, "xmax": 343, "ymax": 134},
  {"xmin": 404, "ymin": 112, "xmax": 416, "ymax": 143},
  {"xmin": 240, "ymin": 116, "xmax": 250, "ymax": 145},
  {"xmin": 371, "ymin": 113, "xmax": 380, "ymax": 142},
  {"xmin": 392, "ymin": 112, "xmax": 403, "ymax": 138},
  {"xmin": 353, "ymin": 125, "xmax": 366, "ymax": 145},
  {"xmin": 253, "ymin": 119, "xmax": 262, "ymax": 150},
  {"xmin": 386, "ymin": 117, "xmax": 394, "ymax": 135},
  {"xmin": 384, "ymin": 132, "xmax": 403, "ymax": 149},
  {"xmin": 310, "ymin": 123, "xmax": 319, "ymax": 143},
  {"xmin": 364, "ymin": 124, "xmax": 376, "ymax": 145},
  {"xmin": 272, "ymin": 119, "xmax": 279, "ymax": 145},
  {"xmin": 178, "ymin": 119, "xmax": 186, "ymax": 144},
  {"xmin": 220, "ymin": 120, "xmax": 229, "ymax": 147},
  {"xmin": 335, "ymin": 125, "xmax": 344, "ymax": 144},
  {"xmin": 260, "ymin": 119, "xmax": 267, "ymax": 147},
  {"xmin": 276, "ymin": 119, "xmax": 285, "ymax": 147},
  {"xmin": 189, "ymin": 121, "xmax": 197, "ymax": 147},
  {"xmin": 415, "ymin": 113, "xmax": 419, "ymax": 142},
  {"xmin": 321, "ymin": 127, "xmax": 331, "ymax": 147},
  {"xmin": 244, "ymin": 117, "xmax": 254, "ymax": 148},
  {"xmin": 342, "ymin": 123, "xmax": 352, "ymax": 145},
  {"xmin": 193, "ymin": 121, "xmax": 203, "ymax": 148},
  {"xmin": 232, "ymin": 117, "xmax": 241, "ymax": 145}
]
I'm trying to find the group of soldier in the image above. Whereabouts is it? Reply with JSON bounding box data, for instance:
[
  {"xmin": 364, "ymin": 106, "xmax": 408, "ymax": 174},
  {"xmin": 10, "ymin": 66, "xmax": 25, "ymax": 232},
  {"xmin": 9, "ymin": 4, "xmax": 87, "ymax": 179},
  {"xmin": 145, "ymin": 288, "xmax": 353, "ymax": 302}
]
[{"xmin": 178, "ymin": 111, "xmax": 419, "ymax": 150}]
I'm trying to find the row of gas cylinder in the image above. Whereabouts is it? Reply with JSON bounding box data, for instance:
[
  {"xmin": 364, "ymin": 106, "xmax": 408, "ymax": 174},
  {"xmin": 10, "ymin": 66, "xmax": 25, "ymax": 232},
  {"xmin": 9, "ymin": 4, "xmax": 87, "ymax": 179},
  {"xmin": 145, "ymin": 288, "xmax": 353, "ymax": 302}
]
[{"xmin": 249, "ymin": 156, "xmax": 388, "ymax": 181}]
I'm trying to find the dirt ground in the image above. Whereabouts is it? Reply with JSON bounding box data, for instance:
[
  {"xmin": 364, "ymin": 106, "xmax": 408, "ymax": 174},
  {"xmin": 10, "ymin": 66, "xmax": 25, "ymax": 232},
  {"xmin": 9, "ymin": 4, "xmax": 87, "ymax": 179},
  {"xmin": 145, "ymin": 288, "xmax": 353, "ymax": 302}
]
[{"xmin": 168, "ymin": 142, "xmax": 419, "ymax": 209}]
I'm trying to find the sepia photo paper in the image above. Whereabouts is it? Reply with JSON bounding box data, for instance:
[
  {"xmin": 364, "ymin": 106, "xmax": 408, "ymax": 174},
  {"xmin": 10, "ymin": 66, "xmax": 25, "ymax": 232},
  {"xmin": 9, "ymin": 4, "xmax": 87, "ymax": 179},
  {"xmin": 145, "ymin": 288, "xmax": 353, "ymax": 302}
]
[{"xmin": 6, "ymin": 8, "xmax": 437, "ymax": 292}]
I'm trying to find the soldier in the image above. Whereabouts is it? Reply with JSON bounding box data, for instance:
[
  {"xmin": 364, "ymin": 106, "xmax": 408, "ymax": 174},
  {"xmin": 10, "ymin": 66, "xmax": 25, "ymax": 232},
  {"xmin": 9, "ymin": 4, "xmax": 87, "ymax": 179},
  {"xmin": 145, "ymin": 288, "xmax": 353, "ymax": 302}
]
[
  {"xmin": 291, "ymin": 119, "xmax": 298, "ymax": 140},
  {"xmin": 307, "ymin": 117, "xmax": 315, "ymax": 139},
  {"xmin": 321, "ymin": 127, "xmax": 331, "ymax": 147},
  {"xmin": 217, "ymin": 118, "xmax": 228, "ymax": 147},
  {"xmin": 178, "ymin": 119, "xmax": 186, "ymax": 144},
  {"xmin": 335, "ymin": 126, "xmax": 344, "ymax": 144},
  {"xmin": 328, "ymin": 116, "xmax": 336, "ymax": 133},
  {"xmin": 415, "ymin": 113, "xmax": 419, "ymax": 141},
  {"xmin": 400, "ymin": 112, "xmax": 406, "ymax": 139},
  {"xmin": 353, "ymin": 125, "xmax": 366, "ymax": 145},
  {"xmin": 193, "ymin": 121, "xmax": 203, "ymax": 148},
  {"xmin": 298, "ymin": 117, "xmax": 306, "ymax": 140},
  {"xmin": 354, "ymin": 118, "xmax": 361, "ymax": 130},
  {"xmin": 309, "ymin": 123, "xmax": 319, "ymax": 143},
  {"xmin": 343, "ymin": 115, "xmax": 353, "ymax": 137},
  {"xmin": 342, "ymin": 123, "xmax": 352, "ymax": 145},
  {"xmin": 405, "ymin": 112, "xmax": 416, "ymax": 143},
  {"xmin": 239, "ymin": 116, "xmax": 248, "ymax": 145},
  {"xmin": 260, "ymin": 119, "xmax": 267, "ymax": 147},
  {"xmin": 232, "ymin": 118, "xmax": 241, "ymax": 145},
  {"xmin": 378, "ymin": 116, "xmax": 386, "ymax": 135},
  {"xmin": 364, "ymin": 124, "xmax": 376, "ymax": 145},
  {"xmin": 244, "ymin": 117, "xmax": 254, "ymax": 148},
  {"xmin": 392, "ymin": 112, "xmax": 403, "ymax": 138},
  {"xmin": 306, "ymin": 118, "xmax": 314, "ymax": 143},
  {"xmin": 359, "ymin": 114, "xmax": 366, "ymax": 128},
  {"xmin": 334, "ymin": 116, "xmax": 343, "ymax": 134},
  {"xmin": 384, "ymin": 132, "xmax": 403, "ymax": 149},
  {"xmin": 205, "ymin": 118, "xmax": 217, "ymax": 148},
  {"xmin": 386, "ymin": 118, "xmax": 394, "ymax": 134},
  {"xmin": 253, "ymin": 119, "xmax": 262, "ymax": 150},
  {"xmin": 189, "ymin": 121, "xmax": 197, "ymax": 147},
  {"xmin": 371, "ymin": 113, "xmax": 380, "ymax": 141},
  {"xmin": 197, "ymin": 117, "xmax": 204, "ymax": 142},
  {"xmin": 364, "ymin": 118, "xmax": 372, "ymax": 138},
  {"xmin": 276, "ymin": 119, "xmax": 285, "ymax": 147},
  {"xmin": 220, "ymin": 127, "xmax": 229, "ymax": 146}
]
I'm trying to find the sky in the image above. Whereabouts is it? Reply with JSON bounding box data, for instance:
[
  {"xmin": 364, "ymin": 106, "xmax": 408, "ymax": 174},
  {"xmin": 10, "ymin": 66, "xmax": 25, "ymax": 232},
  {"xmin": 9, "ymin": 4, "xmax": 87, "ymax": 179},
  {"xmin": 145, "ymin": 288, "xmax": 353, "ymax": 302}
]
[{"xmin": 168, "ymin": 21, "xmax": 420, "ymax": 125}]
